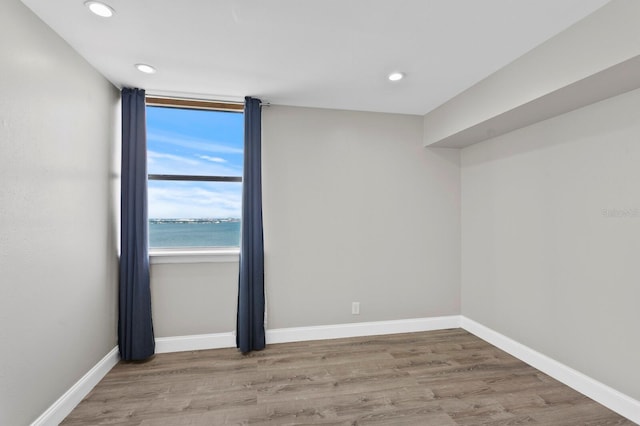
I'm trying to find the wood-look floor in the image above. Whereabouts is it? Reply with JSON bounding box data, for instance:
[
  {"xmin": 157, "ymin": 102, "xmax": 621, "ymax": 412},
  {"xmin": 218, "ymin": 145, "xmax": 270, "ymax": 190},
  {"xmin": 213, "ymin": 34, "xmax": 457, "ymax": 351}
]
[{"xmin": 62, "ymin": 329, "xmax": 634, "ymax": 425}]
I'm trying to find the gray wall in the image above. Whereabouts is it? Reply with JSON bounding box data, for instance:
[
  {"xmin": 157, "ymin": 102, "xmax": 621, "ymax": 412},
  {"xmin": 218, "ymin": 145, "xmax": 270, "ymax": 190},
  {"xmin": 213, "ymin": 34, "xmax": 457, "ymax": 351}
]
[
  {"xmin": 461, "ymin": 88, "xmax": 640, "ymax": 400},
  {"xmin": 0, "ymin": 1, "xmax": 120, "ymax": 424},
  {"xmin": 263, "ymin": 106, "xmax": 460, "ymax": 327},
  {"xmin": 151, "ymin": 261, "xmax": 238, "ymax": 337},
  {"xmin": 151, "ymin": 105, "xmax": 461, "ymax": 336}
]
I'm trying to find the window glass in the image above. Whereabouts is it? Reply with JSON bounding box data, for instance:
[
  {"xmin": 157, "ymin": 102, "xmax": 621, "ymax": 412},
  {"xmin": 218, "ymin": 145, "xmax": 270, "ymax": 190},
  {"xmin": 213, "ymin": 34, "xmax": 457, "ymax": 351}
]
[{"xmin": 146, "ymin": 104, "xmax": 243, "ymax": 248}]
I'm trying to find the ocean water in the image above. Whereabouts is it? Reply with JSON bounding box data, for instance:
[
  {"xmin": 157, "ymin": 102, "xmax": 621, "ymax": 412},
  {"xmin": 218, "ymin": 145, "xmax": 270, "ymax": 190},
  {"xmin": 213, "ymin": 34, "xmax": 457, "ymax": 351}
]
[{"xmin": 149, "ymin": 219, "xmax": 241, "ymax": 248}]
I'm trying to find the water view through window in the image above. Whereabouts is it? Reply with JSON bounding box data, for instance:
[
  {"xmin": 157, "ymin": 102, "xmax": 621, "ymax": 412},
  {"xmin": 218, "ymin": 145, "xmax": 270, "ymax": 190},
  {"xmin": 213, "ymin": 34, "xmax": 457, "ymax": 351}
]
[{"xmin": 146, "ymin": 104, "xmax": 243, "ymax": 248}]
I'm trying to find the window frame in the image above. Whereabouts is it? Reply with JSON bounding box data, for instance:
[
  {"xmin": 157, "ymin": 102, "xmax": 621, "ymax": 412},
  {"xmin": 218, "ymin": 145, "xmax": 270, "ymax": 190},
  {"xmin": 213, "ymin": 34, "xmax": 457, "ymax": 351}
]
[{"xmin": 145, "ymin": 96, "xmax": 244, "ymax": 260}]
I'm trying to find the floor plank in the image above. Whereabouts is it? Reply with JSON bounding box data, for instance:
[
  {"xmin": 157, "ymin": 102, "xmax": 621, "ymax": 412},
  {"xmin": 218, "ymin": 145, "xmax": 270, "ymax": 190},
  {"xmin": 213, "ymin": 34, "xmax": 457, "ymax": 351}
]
[{"xmin": 61, "ymin": 329, "xmax": 635, "ymax": 425}]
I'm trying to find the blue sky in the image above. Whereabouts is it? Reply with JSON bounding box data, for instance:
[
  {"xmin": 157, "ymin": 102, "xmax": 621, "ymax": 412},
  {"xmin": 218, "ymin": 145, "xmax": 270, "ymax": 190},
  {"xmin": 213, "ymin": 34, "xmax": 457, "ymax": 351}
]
[{"xmin": 146, "ymin": 106, "xmax": 244, "ymax": 219}]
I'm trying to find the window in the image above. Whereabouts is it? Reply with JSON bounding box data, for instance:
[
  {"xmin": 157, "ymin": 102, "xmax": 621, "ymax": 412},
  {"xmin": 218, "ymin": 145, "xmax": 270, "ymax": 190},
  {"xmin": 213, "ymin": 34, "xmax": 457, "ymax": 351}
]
[{"xmin": 146, "ymin": 97, "xmax": 243, "ymax": 249}]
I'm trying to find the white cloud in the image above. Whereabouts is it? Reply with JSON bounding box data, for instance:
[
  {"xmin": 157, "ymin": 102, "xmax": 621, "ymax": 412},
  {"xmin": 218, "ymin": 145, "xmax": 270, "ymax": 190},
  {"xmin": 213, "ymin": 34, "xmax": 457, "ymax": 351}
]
[
  {"xmin": 148, "ymin": 151, "xmax": 200, "ymax": 165},
  {"xmin": 198, "ymin": 155, "xmax": 227, "ymax": 163},
  {"xmin": 148, "ymin": 183, "xmax": 242, "ymax": 219},
  {"xmin": 148, "ymin": 131, "xmax": 243, "ymax": 155},
  {"xmin": 148, "ymin": 150, "xmax": 242, "ymax": 177}
]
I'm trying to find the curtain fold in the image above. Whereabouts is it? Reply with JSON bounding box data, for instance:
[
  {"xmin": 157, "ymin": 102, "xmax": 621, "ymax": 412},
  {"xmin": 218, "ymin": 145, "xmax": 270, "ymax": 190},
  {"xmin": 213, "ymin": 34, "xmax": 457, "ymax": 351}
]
[
  {"xmin": 119, "ymin": 88, "xmax": 155, "ymax": 361},
  {"xmin": 236, "ymin": 96, "xmax": 265, "ymax": 353}
]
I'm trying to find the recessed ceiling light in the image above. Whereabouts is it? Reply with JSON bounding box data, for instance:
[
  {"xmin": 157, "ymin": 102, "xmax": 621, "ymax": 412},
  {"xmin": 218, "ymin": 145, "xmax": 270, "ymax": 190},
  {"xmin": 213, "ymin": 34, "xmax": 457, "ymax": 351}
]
[
  {"xmin": 388, "ymin": 72, "xmax": 404, "ymax": 82},
  {"xmin": 135, "ymin": 64, "xmax": 157, "ymax": 74},
  {"xmin": 84, "ymin": 1, "xmax": 114, "ymax": 18}
]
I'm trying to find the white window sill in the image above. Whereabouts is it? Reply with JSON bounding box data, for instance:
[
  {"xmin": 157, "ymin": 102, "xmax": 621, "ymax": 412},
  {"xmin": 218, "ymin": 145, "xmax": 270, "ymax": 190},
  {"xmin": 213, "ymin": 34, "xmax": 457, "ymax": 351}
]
[{"xmin": 149, "ymin": 248, "xmax": 240, "ymax": 264}]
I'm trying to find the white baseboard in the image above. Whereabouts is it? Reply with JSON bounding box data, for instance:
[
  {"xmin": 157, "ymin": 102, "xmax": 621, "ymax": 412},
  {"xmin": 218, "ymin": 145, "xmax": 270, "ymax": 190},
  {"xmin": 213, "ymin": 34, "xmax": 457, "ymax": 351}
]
[
  {"xmin": 153, "ymin": 316, "xmax": 461, "ymax": 354},
  {"xmin": 30, "ymin": 346, "xmax": 119, "ymax": 426},
  {"xmin": 155, "ymin": 332, "xmax": 236, "ymax": 353},
  {"xmin": 460, "ymin": 316, "xmax": 640, "ymax": 425},
  {"xmin": 266, "ymin": 316, "xmax": 461, "ymax": 344}
]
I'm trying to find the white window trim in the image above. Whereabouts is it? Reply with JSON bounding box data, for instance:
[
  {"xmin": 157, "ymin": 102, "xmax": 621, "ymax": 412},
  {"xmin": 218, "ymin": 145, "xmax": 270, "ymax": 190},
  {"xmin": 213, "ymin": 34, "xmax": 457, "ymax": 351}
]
[{"xmin": 149, "ymin": 248, "xmax": 240, "ymax": 264}]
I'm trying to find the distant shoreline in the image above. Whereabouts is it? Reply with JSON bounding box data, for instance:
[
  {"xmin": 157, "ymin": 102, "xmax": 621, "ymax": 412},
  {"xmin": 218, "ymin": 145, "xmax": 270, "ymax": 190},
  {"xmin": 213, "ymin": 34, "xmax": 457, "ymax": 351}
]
[{"xmin": 150, "ymin": 218, "xmax": 240, "ymax": 224}]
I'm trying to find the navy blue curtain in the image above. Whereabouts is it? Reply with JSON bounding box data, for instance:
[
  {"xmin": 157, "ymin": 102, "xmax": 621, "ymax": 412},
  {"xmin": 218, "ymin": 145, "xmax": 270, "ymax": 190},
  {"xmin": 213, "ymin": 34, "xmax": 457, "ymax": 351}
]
[
  {"xmin": 119, "ymin": 88, "xmax": 155, "ymax": 361},
  {"xmin": 236, "ymin": 97, "xmax": 265, "ymax": 353}
]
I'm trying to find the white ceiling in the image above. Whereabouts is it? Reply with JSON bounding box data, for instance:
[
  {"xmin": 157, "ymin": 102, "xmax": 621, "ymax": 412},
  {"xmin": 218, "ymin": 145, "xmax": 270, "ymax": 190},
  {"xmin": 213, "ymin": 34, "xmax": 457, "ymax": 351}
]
[{"xmin": 21, "ymin": 0, "xmax": 610, "ymax": 115}]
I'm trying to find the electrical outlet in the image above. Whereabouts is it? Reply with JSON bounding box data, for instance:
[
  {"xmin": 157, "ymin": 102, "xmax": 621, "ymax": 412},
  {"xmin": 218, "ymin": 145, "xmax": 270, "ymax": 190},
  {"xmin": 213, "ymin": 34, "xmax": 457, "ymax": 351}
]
[{"xmin": 352, "ymin": 302, "xmax": 360, "ymax": 315}]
